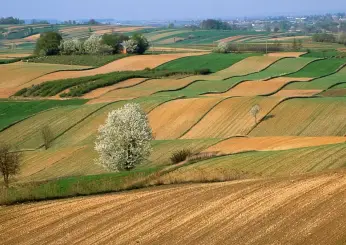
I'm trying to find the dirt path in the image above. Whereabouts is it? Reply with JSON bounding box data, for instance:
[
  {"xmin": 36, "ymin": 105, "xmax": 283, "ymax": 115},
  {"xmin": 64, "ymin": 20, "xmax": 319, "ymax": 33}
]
[{"xmin": 1, "ymin": 170, "xmax": 345, "ymax": 245}]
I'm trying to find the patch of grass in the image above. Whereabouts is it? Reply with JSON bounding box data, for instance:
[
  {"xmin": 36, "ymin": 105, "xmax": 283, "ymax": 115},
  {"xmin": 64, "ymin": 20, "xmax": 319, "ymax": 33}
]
[
  {"xmin": 302, "ymin": 50, "xmax": 346, "ymax": 58},
  {"xmin": 0, "ymin": 167, "xmax": 160, "ymax": 205},
  {"xmin": 0, "ymin": 99, "xmax": 87, "ymax": 131},
  {"xmin": 287, "ymin": 58, "xmax": 346, "ymax": 78},
  {"xmin": 27, "ymin": 54, "xmax": 127, "ymax": 67},
  {"xmin": 157, "ymin": 53, "xmax": 258, "ymax": 73}
]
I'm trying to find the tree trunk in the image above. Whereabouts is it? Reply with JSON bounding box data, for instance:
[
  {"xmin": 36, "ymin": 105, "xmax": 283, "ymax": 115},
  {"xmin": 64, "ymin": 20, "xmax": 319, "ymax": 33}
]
[
  {"xmin": 3, "ymin": 174, "xmax": 9, "ymax": 188},
  {"xmin": 254, "ymin": 115, "xmax": 257, "ymax": 124}
]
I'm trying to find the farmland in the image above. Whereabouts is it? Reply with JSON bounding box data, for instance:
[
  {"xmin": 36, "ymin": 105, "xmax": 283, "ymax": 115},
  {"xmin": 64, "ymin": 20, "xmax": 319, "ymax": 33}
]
[{"xmin": 1, "ymin": 20, "xmax": 346, "ymax": 244}]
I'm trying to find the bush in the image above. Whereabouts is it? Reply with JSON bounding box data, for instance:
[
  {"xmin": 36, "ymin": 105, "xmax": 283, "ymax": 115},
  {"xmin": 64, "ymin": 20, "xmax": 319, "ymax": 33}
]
[
  {"xmin": 83, "ymin": 34, "xmax": 113, "ymax": 55},
  {"xmin": 131, "ymin": 33, "xmax": 150, "ymax": 54},
  {"xmin": 34, "ymin": 32, "xmax": 62, "ymax": 56},
  {"xmin": 195, "ymin": 68, "xmax": 211, "ymax": 75},
  {"xmin": 213, "ymin": 42, "xmax": 231, "ymax": 53},
  {"xmin": 170, "ymin": 149, "xmax": 192, "ymax": 164},
  {"xmin": 312, "ymin": 33, "xmax": 336, "ymax": 43}
]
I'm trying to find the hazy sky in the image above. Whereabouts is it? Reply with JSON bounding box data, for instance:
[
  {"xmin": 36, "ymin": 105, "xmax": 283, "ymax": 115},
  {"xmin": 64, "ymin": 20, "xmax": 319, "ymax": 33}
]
[{"xmin": 1, "ymin": 0, "xmax": 346, "ymax": 20}]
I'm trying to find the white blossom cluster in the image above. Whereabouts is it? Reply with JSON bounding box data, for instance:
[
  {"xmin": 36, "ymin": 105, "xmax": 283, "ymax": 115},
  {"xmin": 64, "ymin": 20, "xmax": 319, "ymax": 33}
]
[
  {"xmin": 59, "ymin": 38, "xmax": 84, "ymax": 55},
  {"xmin": 95, "ymin": 103, "xmax": 153, "ymax": 171},
  {"xmin": 121, "ymin": 40, "xmax": 138, "ymax": 54},
  {"xmin": 213, "ymin": 42, "xmax": 232, "ymax": 53}
]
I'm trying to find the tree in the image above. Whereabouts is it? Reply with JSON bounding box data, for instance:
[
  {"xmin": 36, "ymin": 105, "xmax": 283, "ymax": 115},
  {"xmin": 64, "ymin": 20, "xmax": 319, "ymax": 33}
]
[
  {"xmin": 292, "ymin": 38, "xmax": 298, "ymax": 51},
  {"xmin": 131, "ymin": 34, "xmax": 150, "ymax": 54},
  {"xmin": 101, "ymin": 33, "xmax": 129, "ymax": 54},
  {"xmin": 274, "ymin": 27, "xmax": 280, "ymax": 33},
  {"xmin": 41, "ymin": 125, "xmax": 54, "ymax": 150},
  {"xmin": 34, "ymin": 32, "xmax": 62, "ymax": 56},
  {"xmin": 59, "ymin": 38, "xmax": 84, "ymax": 55},
  {"xmin": 83, "ymin": 34, "xmax": 113, "ymax": 55},
  {"xmin": 213, "ymin": 41, "xmax": 231, "ymax": 53},
  {"xmin": 168, "ymin": 23, "xmax": 175, "ymax": 28},
  {"xmin": 121, "ymin": 39, "xmax": 138, "ymax": 54},
  {"xmin": 95, "ymin": 103, "xmax": 153, "ymax": 171},
  {"xmin": 250, "ymin": 104, "xmax": 261, "ymax": 124},
  {"xmin": 0, "ymin": 143, "xmax": 21, "ymax": 188}
]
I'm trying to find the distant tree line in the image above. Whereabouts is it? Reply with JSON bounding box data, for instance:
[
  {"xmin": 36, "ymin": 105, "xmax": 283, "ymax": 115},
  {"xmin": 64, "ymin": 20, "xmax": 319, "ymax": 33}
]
[
  {"xmin": 35, "ymin": 32, "xmax": 149, "ymax": 56},
  {"xmin": 0, "ymin": 17, "xmax": 24, "ymax": 24},
  {"xmin": 312, "ymin": 32, "xmax": 346, "ymax": 45},
  {"xmin": 200, "ymin": 19, "xmax": 244, "ymax": 30}
]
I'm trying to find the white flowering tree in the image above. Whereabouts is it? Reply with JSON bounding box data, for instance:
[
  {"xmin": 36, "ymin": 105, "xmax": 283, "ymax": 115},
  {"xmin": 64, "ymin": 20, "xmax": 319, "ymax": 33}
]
[
  {"xmin": 95, "ymin": 103, "xmax": 153, "ymax": 171},
  {"xmin": 121, "ymin": 39, "xmax": 138, "ymax": 54},
  {"xmin": 83, "ymin": 34, "xmax": 112, "ymax": 55},
  {"xmin": 60, "ymin": 38, "xmax": 84, "ymax": 55},
  {"xmin": 213, "ymin": 41, "xmax": 231, "ymax": 53}
]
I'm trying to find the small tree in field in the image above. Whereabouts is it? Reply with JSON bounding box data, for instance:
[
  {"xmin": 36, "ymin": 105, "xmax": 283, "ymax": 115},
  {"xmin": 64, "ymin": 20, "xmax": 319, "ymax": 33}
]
[
  {"xmin": 0, "ymin": 143, "xmax": 21, "ymax": 188},
  {"xmin": 41, "ymin": 125, "xmax": 54, "ymax": 150},
  {"xmin": 95, "ymin": 103, "xmax": 153, "ymax": 171},
  {"xmin": 250, "ymin": 104, "xmax": 261, "ymax": 124}
]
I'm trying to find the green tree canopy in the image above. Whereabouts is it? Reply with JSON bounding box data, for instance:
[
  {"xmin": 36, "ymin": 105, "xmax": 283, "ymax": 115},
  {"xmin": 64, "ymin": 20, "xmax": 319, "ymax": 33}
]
[
  {"xmin": 102, "ymin": 33, "xmax": 129, "ymax": 54},
  {"xmin": 34, "ymin": 32, "xmax": 63, "ymax": 56}
]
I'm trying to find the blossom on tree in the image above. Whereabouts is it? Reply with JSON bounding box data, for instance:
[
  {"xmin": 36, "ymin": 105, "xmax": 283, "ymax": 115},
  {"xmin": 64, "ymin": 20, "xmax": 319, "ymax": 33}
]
[{"xmin": 95, "ymin": 103, "xmax": 153, "ymax": 171}]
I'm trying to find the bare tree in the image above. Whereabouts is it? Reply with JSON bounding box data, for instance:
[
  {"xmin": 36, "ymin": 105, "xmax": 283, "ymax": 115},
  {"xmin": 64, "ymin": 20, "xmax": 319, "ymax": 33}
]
[
  {"xmin": 250, "ymin": 104, "xmax": 261, "ymax": 124},
  {"xmin": 0, "ymin": 143, "xmax": 21, "ymax": 188},
  {"xmin": 41, "ymin": 125, "xmax": 54, "ymax": 150}
]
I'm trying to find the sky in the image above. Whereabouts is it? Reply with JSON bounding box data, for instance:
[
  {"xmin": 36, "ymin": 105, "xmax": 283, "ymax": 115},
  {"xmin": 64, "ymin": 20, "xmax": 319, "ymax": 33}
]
[{"xmin": 1, "ymin": 0, "xmax": 346, "ymax": 20}]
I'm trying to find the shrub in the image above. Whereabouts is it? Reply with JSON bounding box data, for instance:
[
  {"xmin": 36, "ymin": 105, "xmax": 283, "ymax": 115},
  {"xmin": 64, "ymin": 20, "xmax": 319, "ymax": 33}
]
[
  {"xmin": 195, "ymin": 68, "xmax": 211, "ymax": 75},
  {"xmin": 170, "ymin": 149, "xmax": 192, "ymax": 164},
  {"xmin": 59, "ymin": 38, "xmax": 84, "ymax": 55},
  {"xmin": 121, "ymin": 39, "xmax": 138, "ymax": 54},
  {"xmin": 83, "ymin": 34, "xmax": 113, "ymax": 55},
  {"xmin": 131, "ymin": 33, "xmax": 150, "ymax": 54},
  {"xmin": 95, "ymin": 103, "xmax": 153, "ymax": 171},
  {"xmin": 34, "ymin": 32, "xmax": 62, "ymax": 56},
  {"xmin": 213, "ymin": 42, "xmax": 231, "ymax": 53}
]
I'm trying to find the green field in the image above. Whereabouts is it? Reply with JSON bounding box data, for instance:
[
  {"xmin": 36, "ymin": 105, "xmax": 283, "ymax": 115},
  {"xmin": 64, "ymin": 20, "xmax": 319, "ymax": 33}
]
[
  {"xmin": 302, "ymin": 50, "xmax": 346, "ymax": 58},
  {"xmin": 0, "ymin": 99, "xmax": 87, "ymax": 131},
  {"xmin": 284, "ymin": 66, "xmax": 346, "ymax": 90},
  {"xmin": 287, "ymin": 58, "xmax": 346, "ymax": 78},
  {"xmin": 28, "ymin": 54, "xmax": 127, "ymax": 67},
  {"xmin": 157, "ymin": 53, "xmax": 257, "ymax": 72},
  {"xmin": 157, "ymin": 57, "xmax": 315, "ymax": 97}
]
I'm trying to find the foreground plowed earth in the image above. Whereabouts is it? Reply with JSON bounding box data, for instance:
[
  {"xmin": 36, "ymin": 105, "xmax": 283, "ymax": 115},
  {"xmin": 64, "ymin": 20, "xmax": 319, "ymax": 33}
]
[
  {"xmin": 29, "ymin": 53, "xmax": 205, "ymax": 83},
  {"xmin": 1, "ymin": 171, "xmax": 346, "ymax": 245}
]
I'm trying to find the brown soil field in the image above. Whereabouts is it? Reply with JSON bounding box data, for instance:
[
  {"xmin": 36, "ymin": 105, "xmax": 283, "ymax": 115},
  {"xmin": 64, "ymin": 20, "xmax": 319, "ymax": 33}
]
[
  {"xmin": 204, "ymin": 77, "xmax": 312, "ymax": 97},
  {"xmin": 217, "ymin": 35, "xmax": 248, "ymax": 42},
  {"xmin": 338, "ymin": 48, "xmax": 346, "ymax": 52},
  {"xmin": 0, "ymin": 62, "xmax": 90, "ymax": 98},
  {"xmin": 182, "ymin": 96, "xmax": 283, "ymax": 139},
  {"xmin": 1, "ymin": 170, "xmax": 345, "ymax": 245},
  {"xmin": 82, "ymin": 78, "xmax": 148, "ymax": 99},
  {"xmin": 320, "ymin": 88, "xmax": 346, "ymax": 97},
  {"xmin": 148, "ymin": 97, "xmax": 222, "ymax": 139},
  {"xmin": 30, "ymin": 53, "xmax": 206, "ymax": 84},
  {"xmin": 93, "ymin": 26, "xmax": 148, "ymax": 35},
  {"xmin": 0, "ymin": 53, "xmax": 32, "ymax": 58},
  {"xmin": 272, "ymin": 89, "xmax": 322, "ymax": 97},
  {"xmin": 22, "ymin": 34, "xmax": 40, "ymax": 41},
  {"xmin": 204, "ymin": 136, "xmax": 346, "ymax": 155},
  {"xmin": 211, "ymin": 56, "xmax": 282, "ymax": 79},
  {"xmin": 266, "ymin": 52, "xmax": 306, "ymax": 57}
]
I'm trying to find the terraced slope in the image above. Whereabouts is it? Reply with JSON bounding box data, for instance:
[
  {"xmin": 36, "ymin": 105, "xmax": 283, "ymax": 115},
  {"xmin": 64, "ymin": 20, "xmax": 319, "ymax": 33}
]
[
  {"xmin": 1, "ymin": 170, "xmax": 346, "ymax": 245},
  {"xmin": 182, "ymin": 96, "xmax": 283, "ymax": 139},
  {"xmin": 204, "ymin": 136, "xmax": 346, "ymax": 155},
  {"xmin": 0, "ymin": 104, "xmax": 104, "ymax": 149},
  {"xmin": 53, "ymin": 97, "xmax": 174, "ymax": 148},
  {"xmin": 148, "ymin": 97, "xmax": 222, "ymax": 139},
  {"xmin": 284, "ymin": 65, "xmax": 346, "ymax": 90},
  {"xmin": 286, "ymin": 58, "xmax": 346, "ymax": 78},
  {"xmin": 320, "ymin": 83, "xmax": 346, "ymax": 97},
  {"xmin": 0, "ymin": 62, "xmax": 89, "ymax": 98},
  {"xmin": 250, "ymin": 97, "xmax": 346, "ymax": 137},
  {"xmin": 204, "ymin": 77, "xmax": 312, "ymax": 97},
  {"xmin": 29, "ymin": 53, "xmax": 205, "ymax": 84},
  {"xmin": 158, "ymin": 57, "xmax": 315, "ymax": 98},
  {"xmin": 0, "ymin": 99, "xmax": 87, "ymax": 131},
  {"xmin": 161, "ymin": 143, "xmax": 346, "ymax": 182},
  {"xmin": 157, "ymin": 53, "xmax": 257, "ymax": 72}
]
